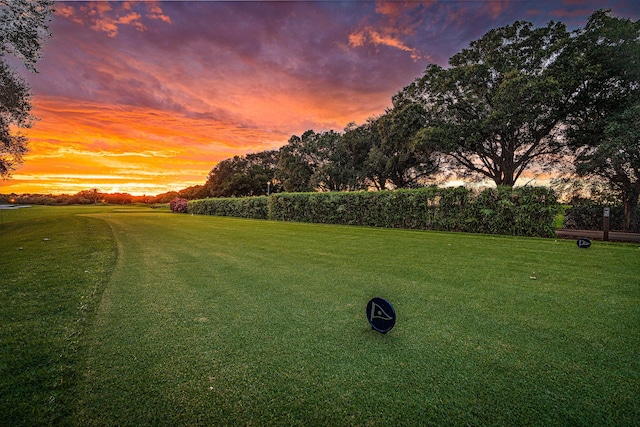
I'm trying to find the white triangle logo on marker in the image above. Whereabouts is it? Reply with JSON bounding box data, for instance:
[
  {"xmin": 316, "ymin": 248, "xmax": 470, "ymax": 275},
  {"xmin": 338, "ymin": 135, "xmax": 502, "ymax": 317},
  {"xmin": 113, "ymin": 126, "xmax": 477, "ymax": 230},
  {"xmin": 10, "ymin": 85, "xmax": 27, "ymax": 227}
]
[{"xmin": 370, "ymin": 301, "xmax": 393, "ymax": 321}]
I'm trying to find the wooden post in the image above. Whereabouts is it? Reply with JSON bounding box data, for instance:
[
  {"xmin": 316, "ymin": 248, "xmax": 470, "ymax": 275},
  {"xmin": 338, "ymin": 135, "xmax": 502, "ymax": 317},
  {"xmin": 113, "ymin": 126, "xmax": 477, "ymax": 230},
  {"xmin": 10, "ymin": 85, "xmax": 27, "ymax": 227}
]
[{"xmin": 603, "ymin": 207, "xmax": 610, "ymax": 241}]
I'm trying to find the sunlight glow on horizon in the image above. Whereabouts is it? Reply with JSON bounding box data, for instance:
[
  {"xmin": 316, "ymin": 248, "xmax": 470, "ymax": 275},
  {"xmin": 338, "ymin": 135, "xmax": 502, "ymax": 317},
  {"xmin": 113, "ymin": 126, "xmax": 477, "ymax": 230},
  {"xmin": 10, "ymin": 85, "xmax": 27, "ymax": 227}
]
[{"xmin": 0, "ymin": 96, "xmax": 299, "ymax": 196}]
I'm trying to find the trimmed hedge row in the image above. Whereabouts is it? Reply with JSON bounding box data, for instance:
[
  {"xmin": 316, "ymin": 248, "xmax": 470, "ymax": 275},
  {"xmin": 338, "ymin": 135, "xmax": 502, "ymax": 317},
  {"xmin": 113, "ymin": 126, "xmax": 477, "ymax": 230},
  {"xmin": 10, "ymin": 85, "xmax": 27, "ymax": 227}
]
[
  {"xmin": 188, "ymin": 196, "xmax": 269, "ymax": 219},
  {"xmin": 188, "ymin": 186, "xmax": 558, "ymax": 237},
  {"xmin": 563, "ymin": 203, "xmax": 639, "ymax": 232},
  {"xmin": 268, "ymin": 187, "xmax": 558, "ymax": 237}
]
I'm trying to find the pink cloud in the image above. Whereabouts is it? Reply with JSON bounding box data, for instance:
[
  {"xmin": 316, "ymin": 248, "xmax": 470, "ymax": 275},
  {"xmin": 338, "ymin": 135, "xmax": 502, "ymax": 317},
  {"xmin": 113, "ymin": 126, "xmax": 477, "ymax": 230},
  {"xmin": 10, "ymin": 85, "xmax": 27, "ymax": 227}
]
[
  {"xmin": 549, "ymin": 8, "xmax": 597, "ymax": 19},
  {"xmin": 483, "ymin": 1, "xmax": 510, "ymax": 19}
]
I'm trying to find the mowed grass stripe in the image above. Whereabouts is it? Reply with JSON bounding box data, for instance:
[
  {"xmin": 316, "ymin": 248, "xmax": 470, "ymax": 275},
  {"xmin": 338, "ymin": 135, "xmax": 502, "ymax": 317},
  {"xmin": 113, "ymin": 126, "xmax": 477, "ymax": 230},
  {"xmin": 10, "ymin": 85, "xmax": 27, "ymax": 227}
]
[
  {"xmin": 72, "ymin": 211, "xmax": 639, "ymax": 426},
  {"xmin": 0, "ymin": 209, "xmax": 117, "ymax": 425}
]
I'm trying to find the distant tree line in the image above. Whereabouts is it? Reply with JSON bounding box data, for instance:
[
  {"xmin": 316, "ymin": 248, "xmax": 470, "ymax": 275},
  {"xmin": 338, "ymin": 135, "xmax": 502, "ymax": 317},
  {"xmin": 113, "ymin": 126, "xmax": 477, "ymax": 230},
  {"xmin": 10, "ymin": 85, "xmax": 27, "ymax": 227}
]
[
  {"xmin": 1, "ymin": 190, "xmax": 135, "ymax": 205},
  {"xmin": 203, "ymin": 10, "xmax": 639, "ymax": 231},
  {"xmin": 0, "ymin": 186, "xmax": 209, "ymax": 206},
  {"xmin": 205, "ymin": 111, "xmax": 440, "ymax": 198}
]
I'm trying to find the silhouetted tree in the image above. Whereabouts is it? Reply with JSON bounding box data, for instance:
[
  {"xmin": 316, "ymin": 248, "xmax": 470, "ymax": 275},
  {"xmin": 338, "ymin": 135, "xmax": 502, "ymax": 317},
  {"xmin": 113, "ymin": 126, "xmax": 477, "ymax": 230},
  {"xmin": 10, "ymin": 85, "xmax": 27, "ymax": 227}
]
[
  {"xmin": 206, "ymin": 150, "xmax": 279, "ymax": 197},
  {"xmin": 0, "ymin": 0, "xmax": 53, "ymax": 177}
]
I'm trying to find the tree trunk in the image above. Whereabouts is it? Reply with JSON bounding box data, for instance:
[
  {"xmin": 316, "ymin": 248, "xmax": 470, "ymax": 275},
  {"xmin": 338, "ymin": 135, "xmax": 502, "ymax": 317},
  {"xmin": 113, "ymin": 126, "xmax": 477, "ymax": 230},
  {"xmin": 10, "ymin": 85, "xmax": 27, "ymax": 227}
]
[
  {"xmin": 622, "ymin": 186, "xmax": 640, "ymax": 232},
  {"xmin": 493, "ymin": 169, "xmax": 516, "ymax": 188}
]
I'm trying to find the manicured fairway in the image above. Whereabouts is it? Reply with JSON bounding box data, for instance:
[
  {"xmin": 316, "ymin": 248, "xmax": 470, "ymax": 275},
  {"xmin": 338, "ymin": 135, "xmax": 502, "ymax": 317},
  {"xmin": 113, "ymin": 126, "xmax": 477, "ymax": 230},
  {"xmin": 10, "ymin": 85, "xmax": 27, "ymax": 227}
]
[
  {"xmin": 1, "ymin": 206, "xmax": 118, "ymax": 424},
  {"xmin": 1, "ymin": 206, "xmax": 639, "ymax": 426}
]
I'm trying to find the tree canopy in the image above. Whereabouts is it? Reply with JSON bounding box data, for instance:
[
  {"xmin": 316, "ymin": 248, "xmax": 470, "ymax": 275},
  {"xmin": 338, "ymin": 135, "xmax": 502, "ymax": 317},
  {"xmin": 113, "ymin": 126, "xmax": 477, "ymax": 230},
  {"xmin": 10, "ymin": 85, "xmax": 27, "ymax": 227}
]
[
  {"xmin": 372, "ymin": 102, "xmax": 440, "ymax": 189},
  {"xmin": 398, "ymin": 20, "xmax": 572, "ymax": 187},
  {"xmin": 206, "ymin": 150, "xmax": 280, "ymax": 197},
  {"xmin": 564, "ymin": 10, "xmax": 640, "ymax": 231},
  {"xmin": 0, "ymin": 0, "xmax": 53, "ymax": 178}
]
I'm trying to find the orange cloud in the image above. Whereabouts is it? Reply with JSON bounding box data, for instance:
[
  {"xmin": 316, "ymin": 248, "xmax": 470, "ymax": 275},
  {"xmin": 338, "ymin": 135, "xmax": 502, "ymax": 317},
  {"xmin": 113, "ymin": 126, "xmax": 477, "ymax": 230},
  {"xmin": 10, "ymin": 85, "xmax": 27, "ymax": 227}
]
[
  {"xmin": 146, "ymin": 2, "xmax": 172, "ymax": 24},
  {"xmin": 348, "ymin": 1, "xmax": 430, "ymax": 61},
  {"xmin": 349, "ymin": 26, "xmax": 423, "ymax": 61},
  {"xmin": 374, "ymin": 1, "xmax": 435, "ymax": 32},
  {"xmin": 56, "ymin": 1, "xmax": 170, "ymax": 37}
]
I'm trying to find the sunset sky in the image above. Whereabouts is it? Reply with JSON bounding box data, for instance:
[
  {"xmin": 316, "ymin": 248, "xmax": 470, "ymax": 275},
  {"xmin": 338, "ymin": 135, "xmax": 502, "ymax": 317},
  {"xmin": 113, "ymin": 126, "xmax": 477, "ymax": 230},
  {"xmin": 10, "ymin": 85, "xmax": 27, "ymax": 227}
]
[{"xmin": 2, "ymin": 0, "xmax": 639, "ymax": 196}]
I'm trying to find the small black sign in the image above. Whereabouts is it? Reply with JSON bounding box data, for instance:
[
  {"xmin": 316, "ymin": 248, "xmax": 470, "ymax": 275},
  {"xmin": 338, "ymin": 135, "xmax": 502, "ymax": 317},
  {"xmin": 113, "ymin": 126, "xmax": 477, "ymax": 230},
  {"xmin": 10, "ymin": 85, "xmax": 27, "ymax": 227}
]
[
  {"xmin": 577, "ymin": 238, "xmax": 591, "ymax": 249},
  {"xmin": 366, "ymin": 297, "xmax": 396, "ymax": 334}
]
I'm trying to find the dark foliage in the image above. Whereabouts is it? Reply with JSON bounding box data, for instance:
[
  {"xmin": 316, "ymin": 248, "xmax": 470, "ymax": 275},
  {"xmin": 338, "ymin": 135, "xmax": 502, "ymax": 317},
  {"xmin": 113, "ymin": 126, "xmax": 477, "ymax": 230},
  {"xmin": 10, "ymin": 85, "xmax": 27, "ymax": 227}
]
[
  {"xmin": 563, "ymin": 202, "xmax": 639, "ymax": 232},
  {"xmin": 190, "ymin": 187, "xmax": 558, "ymax": 238}
]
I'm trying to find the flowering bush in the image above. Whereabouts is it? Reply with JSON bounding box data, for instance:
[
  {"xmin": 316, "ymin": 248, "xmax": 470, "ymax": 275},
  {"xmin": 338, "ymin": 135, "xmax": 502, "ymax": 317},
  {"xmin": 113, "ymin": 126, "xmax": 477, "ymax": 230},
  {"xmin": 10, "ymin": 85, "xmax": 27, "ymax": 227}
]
[{"xmin": 169, "ymin": 197, "xmax": 189, "ymax": 213}]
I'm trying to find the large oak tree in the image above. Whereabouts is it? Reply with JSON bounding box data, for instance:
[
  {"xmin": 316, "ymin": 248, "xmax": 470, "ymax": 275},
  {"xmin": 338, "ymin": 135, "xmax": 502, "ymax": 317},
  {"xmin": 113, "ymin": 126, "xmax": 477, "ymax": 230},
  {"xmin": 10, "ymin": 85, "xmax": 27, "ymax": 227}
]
[{"xmin": 401, "ymin": 19, "xmax": 572, "ymax": 187}]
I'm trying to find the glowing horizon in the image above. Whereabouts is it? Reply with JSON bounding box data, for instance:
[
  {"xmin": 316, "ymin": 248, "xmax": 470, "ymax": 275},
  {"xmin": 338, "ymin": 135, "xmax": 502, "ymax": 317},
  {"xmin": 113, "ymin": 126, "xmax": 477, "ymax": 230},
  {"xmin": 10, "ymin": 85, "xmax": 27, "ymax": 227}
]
[{"xmin": 1, "ymin": 1, "xmax": 637, "ymax": 197}]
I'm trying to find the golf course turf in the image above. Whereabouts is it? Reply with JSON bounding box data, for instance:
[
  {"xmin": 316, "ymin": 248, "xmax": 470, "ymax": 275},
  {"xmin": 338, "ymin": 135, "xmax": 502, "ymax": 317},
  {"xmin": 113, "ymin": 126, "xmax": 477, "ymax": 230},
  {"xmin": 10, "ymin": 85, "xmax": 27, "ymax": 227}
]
[{"xmin": 1, "ymin": 205, "xmax": 638, "ymax": 425}]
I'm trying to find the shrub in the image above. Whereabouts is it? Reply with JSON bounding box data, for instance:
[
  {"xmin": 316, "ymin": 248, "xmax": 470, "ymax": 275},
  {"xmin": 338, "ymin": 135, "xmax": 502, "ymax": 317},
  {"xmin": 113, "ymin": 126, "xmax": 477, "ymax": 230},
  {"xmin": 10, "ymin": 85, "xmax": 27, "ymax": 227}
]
[{"xmin": 169, "ymin": 198, "xmax": 189, "ymax": 213}]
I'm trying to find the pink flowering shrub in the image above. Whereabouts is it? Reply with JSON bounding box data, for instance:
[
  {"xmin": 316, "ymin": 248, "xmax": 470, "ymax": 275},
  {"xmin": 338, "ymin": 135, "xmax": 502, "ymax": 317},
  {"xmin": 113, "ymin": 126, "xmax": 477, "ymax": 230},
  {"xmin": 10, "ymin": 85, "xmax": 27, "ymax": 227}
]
[{"xmin": 169, "ymin": 197, "xmax": 189, "ymax": 213}]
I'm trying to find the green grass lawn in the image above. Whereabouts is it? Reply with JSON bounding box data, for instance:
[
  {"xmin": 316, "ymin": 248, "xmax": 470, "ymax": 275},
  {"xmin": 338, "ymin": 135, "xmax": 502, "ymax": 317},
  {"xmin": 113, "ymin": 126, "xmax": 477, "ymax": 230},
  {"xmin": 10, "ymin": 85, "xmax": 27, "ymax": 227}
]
[
  {"xmin": 1, "ymin": 205, "xmax": 638, "ymax": 426},
  {"xmin": 0, "ymin": 205, "xmax": 118, "ymax": 424}
]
